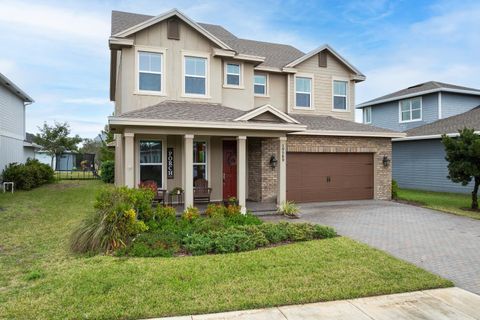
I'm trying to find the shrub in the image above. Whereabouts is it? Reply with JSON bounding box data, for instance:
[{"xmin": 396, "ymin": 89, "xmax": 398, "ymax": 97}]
[
  {"xmin": 258, "ymin": 223, "xmax": 289, "ymax": 243},
  {"xmin": 182, "ymin": 206, "xmax": 200, "ymax": 221},
  {"xmin": 224, "ymin": 204, "xmax": 242, "ymax": 217},
  {"xmin": 204, "ymin": 203, "xmax": 224, "ymax": 218},
  {"xmin": 277, "ymin": 201, "xmax": 300, "ymax": 218},
  {"xmin": 100, "ymin": 160, "xmax": 115, "ymax": 183},
  {"xmin": 155, "ymin": 205, "xmax": 177, "ymax": 221},
  {"xmin": 70, "ymin": 187, "xmax": 151, "ymax": 253},
  {"xmin": 313, "ymin": 225, "xmax": 337, "ymax": 239},
  {"xmin": 1, "ymin": 159, "xmax": 54, "ymax": 190},
  {"xmin": 183, "ymin": 233, "xmax": 214, "ymax": 255},
  {"xmin": 392, "ymin": 180, "xmax": 399, "ymax": 200},
  {"xmin": 224, "ymin": 213, "xmax": 262, "ymax": 227}
]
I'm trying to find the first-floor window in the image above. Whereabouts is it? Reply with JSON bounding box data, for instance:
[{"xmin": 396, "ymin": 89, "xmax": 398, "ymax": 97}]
[
  {"xmin": 364, "ymin": 107, "xmax": 372, "ymax": 124},
  {"xmin": 140, "ymin": 140, "xmax": 162, "ymax": 188},
  {"xmin": 254, "ymin": 74, "xmax": 267, "ymax": 95},
  {"xmin": 295, "ymin": 76, "xmax": 312, "ymax": 108},
  {"xmin": 333, "ymin": 80, "xmax": 348, "ymax": 110},
  {"xmin": 193, "ymin": 141, "xmax": 207, "ymax": 183},
  {"xmin": 400, "ymin": 97, "xmax": 422, "ymax": 122},
  {"xmin": 184, "ymin": 56, "xmax": 207, "ymax": 95}
]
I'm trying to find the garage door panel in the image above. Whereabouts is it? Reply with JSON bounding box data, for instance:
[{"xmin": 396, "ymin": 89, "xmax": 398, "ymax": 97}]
[{"xmin": 287, "ymin": 153, "xmax": 374, "ymax": 202}]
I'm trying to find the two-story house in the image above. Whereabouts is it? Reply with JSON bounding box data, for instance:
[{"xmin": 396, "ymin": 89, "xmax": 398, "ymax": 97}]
[
  {"xmin": 108, "ymin": 9, "xmax": 403, "ymax": 212},
  {"xmin": 358, "ymin": 81, "xmax": 480, "ymax": 193},
  {"xmin": 0, "ymin": 73, "xmax": 37, "ymax": 175}
]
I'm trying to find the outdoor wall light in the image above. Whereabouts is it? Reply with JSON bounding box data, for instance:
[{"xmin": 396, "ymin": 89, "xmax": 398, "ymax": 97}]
[
  {"xmin": 269, "ymin": 155, "xmax": 278, "ymax": 169},
  {"xmin": 382, "ymin": 155, "xmax": 391, "ymax": 167}
]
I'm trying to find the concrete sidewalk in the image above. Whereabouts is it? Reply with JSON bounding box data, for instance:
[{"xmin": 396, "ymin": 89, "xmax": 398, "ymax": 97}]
[{"xmin": 148, "ymin": 287, "xmax": 480, "ymax": 320}]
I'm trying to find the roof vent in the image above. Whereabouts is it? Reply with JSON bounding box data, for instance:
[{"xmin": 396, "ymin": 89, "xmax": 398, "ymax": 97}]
[{"xmin": 167, "ymin": 17, "xmax": 180, "ymax": 40}]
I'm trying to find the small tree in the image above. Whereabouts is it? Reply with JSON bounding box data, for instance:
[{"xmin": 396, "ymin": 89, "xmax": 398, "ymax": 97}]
[
  {"xmin": 33, "ymin": 122, "xmax": 82, "ymax": 169},
  {"xmin": 442, "ymin": 128, "xmax": 480, "ymax": 210},
  {"xmin": 99, "ymin": 124, "xmax": 115, "ymax": 162}
]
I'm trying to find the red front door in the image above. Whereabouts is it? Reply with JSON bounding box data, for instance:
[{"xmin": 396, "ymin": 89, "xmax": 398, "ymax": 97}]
[{"xmin": 223, "ymin": 140, "xmax": 237, "ymax": 200}]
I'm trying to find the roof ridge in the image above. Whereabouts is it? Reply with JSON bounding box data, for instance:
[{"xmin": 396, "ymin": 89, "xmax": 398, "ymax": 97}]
[{"xmin": 235, "ymin": 37, "xmax": 303, "ymax": 51}]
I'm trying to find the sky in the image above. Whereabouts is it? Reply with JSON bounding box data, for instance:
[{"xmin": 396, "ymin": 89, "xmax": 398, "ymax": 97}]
[{"xmin": 1, "ymin": 0, "xmax": 479, "ymax": 138}]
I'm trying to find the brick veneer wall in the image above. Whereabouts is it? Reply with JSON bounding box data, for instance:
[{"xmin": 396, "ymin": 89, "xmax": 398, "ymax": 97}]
[
  {"xmin": 287, "ymin": 135, "xmax": 392, "ymax": 200},
  {"xmin": 247, "ymin": 138, "xmax": 279, "ymax": 202}
]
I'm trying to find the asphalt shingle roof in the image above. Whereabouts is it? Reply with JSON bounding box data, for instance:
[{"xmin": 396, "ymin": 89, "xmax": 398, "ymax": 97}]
[
  {"xmin": 405, "ymin": 106, "xmax": 480, "ymax": 137},
  {"xmin": 291, "ymin": 114, "xmax": 394, "ymax": 133},
  {"xmin": 359, "ymin": 81, "xmax": 480, "ymax": 107},
  {"xmin": 111, "ymin": 11, "xmax": 304, "ymax": 68}
]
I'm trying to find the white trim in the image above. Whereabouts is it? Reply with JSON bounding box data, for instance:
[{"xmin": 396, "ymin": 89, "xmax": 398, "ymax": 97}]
[
  {"xmin": 288, "ymin": 130, "xmax": 406, "ymax": 138},
  {"xmin": 113, "ymin": 9, "xmax": 233, "ymax": 51},
  {"xmin": 254, "ymin": 66, "xmax": 283, "ymax": 73},
  {"xmin": 234, "ymin": 104, "xmax": 300, "ymax": 124},
  {"xmin": 253, "ymin": 72, "xmax": 269, "ymax": 97},
  {"xmin": 137, "ymin": 137, "xmax": 166, "ymax": 189},
  {"xmin": 0, "ymin": 73, "xmax": 34, "ymax": 103},
  {"xmin": 182, "ymin": 51, "xmax": 210, "ymax": 98},
  {"xmin": 332, "ymin": 78, "xmax": 349, "ymax": 112},
  {"xmin": 108, "ymin": 37, "xmax": 134, "ymax": 48},
  {"xmin": 438, "ymin": 92, "xmax": 442, "ymax": 119},
  {"xmin": 223, "ymin": 61, "xmax": 244, "ymax": 89},
  {"xmin": 363, "ymin": 107, "xmax": 372, "ymax": 124},
  {"xmin": 109, "ymin": 117, "xmax": 307, "ymax": 131},
  {"xmin": 393, "ymin": 131, "xmax": 480, "ymax": 142},
  {"xmin": 294, "ymin": 73, "xmax": 314, "ymax": 110},
  {"xmin": 357, "ymin": 87, "xmax": 480, "ymax": 108},
  {"xmin": 284, "ymin": 44, "xmax": 365, "ymax": 80},
  {"xmin": 399, "ymin": 97, "xmax": 422, "ymax": 123},
  {"xmin": 134, "ymin": 46, "xmax": 166, "ymax": 96}
]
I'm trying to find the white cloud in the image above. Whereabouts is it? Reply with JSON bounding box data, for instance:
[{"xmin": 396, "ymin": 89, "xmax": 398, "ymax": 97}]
[{"xmin": 63, "ymin": 98, "xmax": 112, "ymax": 105}]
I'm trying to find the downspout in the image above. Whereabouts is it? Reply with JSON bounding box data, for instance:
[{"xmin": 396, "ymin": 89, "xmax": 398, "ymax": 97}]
[{"xmin": 438, "ymin": 92, "xmax": 442, "ymax": 119}]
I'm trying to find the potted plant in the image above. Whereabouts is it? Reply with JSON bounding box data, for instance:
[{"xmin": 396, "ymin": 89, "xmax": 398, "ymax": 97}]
[
  {"xmin": 171, "ymin": 187, "xmax": 183, "ymax": 195},
  {"xmin": 277, "ymin": 201, "xmax": 300, "ymax": 219},
  {"xmin": 224, "ymin": 196, "xmax": 239, "ymax": 207}
]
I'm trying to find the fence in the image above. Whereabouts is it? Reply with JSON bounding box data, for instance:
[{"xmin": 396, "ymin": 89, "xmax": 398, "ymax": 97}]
[{"xmin": 55, "ymin": 170, "xmax": 100, "ymax": 180}]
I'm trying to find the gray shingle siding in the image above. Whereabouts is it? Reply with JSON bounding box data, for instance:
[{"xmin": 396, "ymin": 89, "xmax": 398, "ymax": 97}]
[
  {"xmin": 441, "ymin": 92, "xmax": 480, "ymax": 119},
  {"xmin": 368, "ymin": 93, "xmax": 438, "ymax": 132},
  {"xmin": 393, "ymin": 139, "xmax": 474, "ymax": 193}
]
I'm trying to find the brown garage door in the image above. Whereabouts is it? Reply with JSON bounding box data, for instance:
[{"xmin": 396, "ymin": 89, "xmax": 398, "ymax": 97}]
[{"xmin": 287, "ymin": 153, "xmax": 374, "ymax": 202}]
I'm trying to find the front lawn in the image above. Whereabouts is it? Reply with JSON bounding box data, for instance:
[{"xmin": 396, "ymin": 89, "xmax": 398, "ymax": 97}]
[
  {"xmin": 397, "ymin": 188, "xmax": 480, "ymax": 220},
  {"xmin": 0, "ymin": 181, "xmax": 452, "ymax": 320}
]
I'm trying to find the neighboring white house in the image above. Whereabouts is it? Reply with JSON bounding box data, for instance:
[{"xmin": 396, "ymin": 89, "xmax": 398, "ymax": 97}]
[{"xmin": 0, "ymin": 73, "xmax": 37, "ymax": 174}]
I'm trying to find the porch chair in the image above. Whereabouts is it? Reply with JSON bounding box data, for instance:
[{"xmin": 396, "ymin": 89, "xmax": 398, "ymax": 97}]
[
  {"xmin": 139, "ymin": 180, "xmax": 166, "ymax": 205},
  {"xmin": 194, "ymin": 178, "xmax": 212, "ymax": 203}
]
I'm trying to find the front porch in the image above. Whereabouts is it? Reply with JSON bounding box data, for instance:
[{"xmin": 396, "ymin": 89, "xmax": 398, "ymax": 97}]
[{"xmin": 116, "ymin": 130, "xmax": 288, "ymax": 213}]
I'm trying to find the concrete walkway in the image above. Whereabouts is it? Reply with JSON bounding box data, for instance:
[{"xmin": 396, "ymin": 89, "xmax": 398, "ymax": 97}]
[{"xmin": 148, "ymin": 287, "xmax": 480, "ymax": 320}]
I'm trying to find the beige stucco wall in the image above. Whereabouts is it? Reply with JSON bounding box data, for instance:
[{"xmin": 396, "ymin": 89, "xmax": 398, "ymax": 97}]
[
  {"xmin": 253, "ymin": 73, "xmax": 287, "ymax": 112},
  {"xmin": 115, "ymin": 19, "xmax": 257, "ymax": 115},
  {"xmin": 287, "ymin": 52, "xmax": 356, "ymax": 121}
]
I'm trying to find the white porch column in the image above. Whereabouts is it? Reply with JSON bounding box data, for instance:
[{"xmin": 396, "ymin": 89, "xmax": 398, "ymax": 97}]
[
  {"xmin": 277, "ymin": 136, "xmax": 287, "ymax": 206},
  {"xmin": 183, "ymin": 134, "xmax": 194, "ymax": 210},
  {"xmin": 237, "ymin": 136, "xmax": 247, "ymax": 214},
  {"xmin": 124, "ymin": 132, "xmax": 135, "ymax": 188}
]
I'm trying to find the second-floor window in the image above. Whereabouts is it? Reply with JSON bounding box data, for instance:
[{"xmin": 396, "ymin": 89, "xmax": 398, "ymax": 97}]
[
  {"xmin": 333, "ymin": 80, "xmax": 348, "ymax": 110},
  {"xmin": 184, "ymin": 56, "xmax": 207, "ymax": 95},
  {"xmin": 254, "ymin": 74, "xmax": 267, "ymax": 96},
  {"xmin": 225, "ymin": 63, "xmax": 241, "ymax": 87},
  {"xmin": 138, "ymin": 51, "xmax": 163, "ymax": 93},
  {"xmin": 400, "ymin": 97, "xmax": 422, "ymax": 122},
  {"xmin": 364, "ymin": 107, "xmax": 372, "ymax": 124},
  {"xmin": 295, "ymin": 76, "xmax": 312, "ymax": 109}
]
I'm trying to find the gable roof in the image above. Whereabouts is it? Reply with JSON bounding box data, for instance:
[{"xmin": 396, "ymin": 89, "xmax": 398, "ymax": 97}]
[
  {"xmin": 112, "ymin": 9, "xmax": 232, "ymax": 50},
  {"xmin": 284, "ymin": 44, "xmax": 365, "ymax": 80},
  {"xmin": 0, "ymin": 73, "xmax": 34, "ymax": 103},
  {"xmin": 357, "ymin": 81, "xmax": 480, "ymax": 108},
  {"xmin": 401, "ymin": 106, "xmax": 480, "ymax": 139},
  {"xmin": 110, "ymin": 10, "xmax": 360, "ymax": 72},
  {"xmin": 234, "ymin": 104, "xmax": 300, "ymax": 124}
]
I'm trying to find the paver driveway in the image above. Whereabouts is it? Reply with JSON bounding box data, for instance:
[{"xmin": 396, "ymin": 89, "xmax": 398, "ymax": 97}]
[{"xmin": 264, "ymin": 200, "xmax": 480, "ymax": 294}]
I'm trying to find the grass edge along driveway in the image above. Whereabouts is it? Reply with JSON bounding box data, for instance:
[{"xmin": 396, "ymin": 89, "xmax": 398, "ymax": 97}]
[
  {"xmin": 398, "ymin": 188, "xmax": 480, "ymax": 220},
  {"xmin": 0, "ymin": 180, "xmax": 452, "ymax": 320}
]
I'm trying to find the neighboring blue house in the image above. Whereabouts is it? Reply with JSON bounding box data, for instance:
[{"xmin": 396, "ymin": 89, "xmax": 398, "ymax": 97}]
[{"xmin": 357, "ymin": 81, "xmax": 480, "ymax": 193}]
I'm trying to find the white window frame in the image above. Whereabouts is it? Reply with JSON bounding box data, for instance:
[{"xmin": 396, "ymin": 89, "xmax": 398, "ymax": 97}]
[
  {"xmin": 294, "ymin": 73, "xmax": 314, "ymax": 110},
  {"xmin": 193, "ymin": 139, "xmax": 209, "ymax": 185},
  {"xmin": 253, "ymin": 73, "xmax": 269, "ymax": 97},
  {"xmin": 223, "ymin": 61, "xmax": 244, "ymax": 89},
  {"xmin": 332, "ymin": 78, "xmax": 349, "ymax": 112},
  {"xmin": 399, "ymin": 97, "xmax": 423, "ymax": 123},
  {"xmin": 182, "ymin": 51, "xmax": 210, "ymax": 98},
  {"xmin": 137, "ymin": 138, "xmax": 166, "ymax": 189},
  {"xmin": 134, "ymin": 46, "xmax": 166, "ymax": 96},
  {"xmin": 364, "ymin": 107, "xmax": 372, "ymax": 124}
]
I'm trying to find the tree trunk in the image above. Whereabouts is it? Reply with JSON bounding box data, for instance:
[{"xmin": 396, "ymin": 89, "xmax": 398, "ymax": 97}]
[
  {"xmin": 50, "ymin": 155, "xmax": 54, "ymax": 170},
  {"xmin": 472, "ymin": 177, "xmax": 480, "ymax": 210}
]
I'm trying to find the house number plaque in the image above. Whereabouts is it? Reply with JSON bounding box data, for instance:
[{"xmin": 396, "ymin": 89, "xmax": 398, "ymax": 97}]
[{"xmin": 167, "ymin": 148, "xmax": 174, "ymax": 179}]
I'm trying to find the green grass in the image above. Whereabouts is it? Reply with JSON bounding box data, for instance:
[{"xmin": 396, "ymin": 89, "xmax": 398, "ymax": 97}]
[
  {"xmin": 398, "ymin": 188, "xmax": 480, "ymax": 220},
  {"xmin": 0, "ymin": 181, "xmax": 452, "ymax": 320}
]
